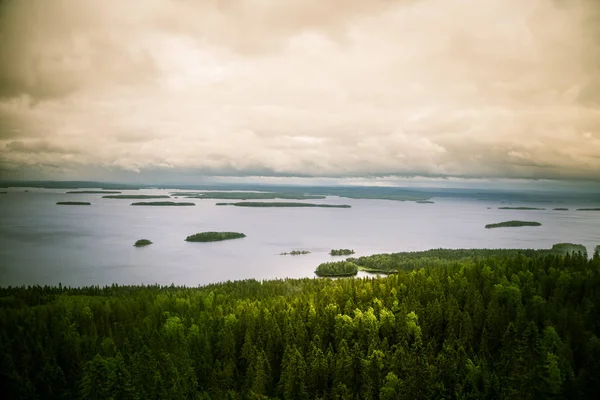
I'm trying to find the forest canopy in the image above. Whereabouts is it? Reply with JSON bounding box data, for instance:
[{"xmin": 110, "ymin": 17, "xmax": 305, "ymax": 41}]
[{"xmin": 1, "ymin": 247, "xmax": 599, "ymax": 399}]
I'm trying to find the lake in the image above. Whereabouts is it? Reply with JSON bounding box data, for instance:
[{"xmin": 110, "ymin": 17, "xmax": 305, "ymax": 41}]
[{"xmin": 1, "ymin": 188, "xmax": 599, "ymax": 287}]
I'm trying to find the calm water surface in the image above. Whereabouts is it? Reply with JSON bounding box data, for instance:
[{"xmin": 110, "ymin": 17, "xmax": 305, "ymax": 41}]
[{"xmin": 1, "ymin": 188, "xmax": 599, "ymax": 287}]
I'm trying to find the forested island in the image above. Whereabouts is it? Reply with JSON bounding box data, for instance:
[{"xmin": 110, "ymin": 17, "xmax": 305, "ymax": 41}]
[
  {"xmin": 56, "ymin": 201, "xmax": 91, "ymax": 206},
  {"xmin": 185, "ymin": 232, "xmax": 246, "ymax": 242},
  {"xmin": 415, "ymin": 200, "xmax": 435, "ymax": 204},
  {"xmin": 66, "ymin": 191, "xmax": 122, "ymax": 194},
  {"xmin": 315, "ymin": 260, "xmax": 359, "ymax": 276},
  {"xmin": 576, "ymin": 208, "xmax": 600, "ymax": 211},
  {"xmin": 102, "ymin": 195, "xmax": 170, "ymax": 199},
  {"xmin": 330, "ymin": 249, "xmax": 355, "ymax": 256},
  {"xmin": 498, "ymin": 206, "xmax": 546, "ymax": 210},
  {"xmin": 216, "ymin": 202, "xmax": 351, "ymax": 208},
  {"xmin": 485, "ymin": 220, "xmax": 542, "ymax": 229},
  {"xmin": 171, "ymin": 192, "xmax": 326, "ymax": 200},
  {"xmin": 553, "ymin": 208, "xmax": 569, "ymax": 211},
  {"xmin": 133, "ymin": 239, "xmax": 152, "ymax": 247},
  {"xmin": 280, "ymin": 250, "xmax": 311, "ymax": 255},
  {"xmin": 130, "ymin": 201, "xmax": 195, "ymax": 206},
  {"xmin": 1, "ymin": 248, "xmax": 599, "ymax": 399}
]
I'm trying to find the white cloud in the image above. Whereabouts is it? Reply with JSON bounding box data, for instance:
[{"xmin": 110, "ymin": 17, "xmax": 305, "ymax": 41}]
[{"xmin": 1, "ymin": 0, "xmax": 599, "ymax": 181}]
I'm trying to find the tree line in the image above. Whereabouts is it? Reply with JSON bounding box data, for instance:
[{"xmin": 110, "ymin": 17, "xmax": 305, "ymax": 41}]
[{"xmin": 1, "ymin": 249, "xmax": 599, "ymax": 399}]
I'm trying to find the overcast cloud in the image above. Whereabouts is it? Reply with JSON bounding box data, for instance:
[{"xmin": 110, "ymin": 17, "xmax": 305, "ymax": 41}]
[{"xmin": 1, "ymin": 0, "xmax": 599, "ymax": 183}]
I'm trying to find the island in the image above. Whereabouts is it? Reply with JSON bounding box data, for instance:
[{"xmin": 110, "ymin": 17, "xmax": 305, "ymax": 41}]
[
  {"xmin": 330, "ymin": 249, "xmax": 355, "ymax": 256},
  {"xmin": 130, "ymin": 201, "xmax": 195, "ymax": 206},
  {"xmin": 280, "ymin": 250, "xmax": 311, "ymax": 255},
  {"xmin": 551, "ymin": 243, "xmax": 587, "ymax": 256},
  {"xmin": 216, "ymin": 202, "xmax": 351, "ymax": 208},
  {"xmin": 576, "ymin": 208, "xmax": 600, "ymax": 211},
  {"xmin": 315, "ymin": 261, "xmax": 359, "ymax": 277},
  {"xmin": 415, "ymin": 200, "xmax": 435, "ymax": 204},
  {"xmin": 485, "ymin": 220, "xmax": 541, "ymax": 228},
  {"xmin": 56, "ymin": 201, "xmax": 91, "ymax": 206},
  {"xmin": 171, "ymin": 191, "xmax": 326, "ymax": 200},
  {"xmin": 66, "ymin": 191, "xmax": 122, "ymax": 194},
  {"xmin": 134, "ymin": 239, "xmax": 152, "ymax": 247},
  {"xmin": 498, "ymin": 207, "xmax": 546, "ymax": 210},
  {"xmin": 185, "ymin": 232, "xmax": 246, "ymax": 242},
  {"xmin": 553, "ymin": 208, "xmax": 569, "ymax": 211},
  {"xmin": 103, "ymin": 195, "xmax": 170, "ymax": 199}
]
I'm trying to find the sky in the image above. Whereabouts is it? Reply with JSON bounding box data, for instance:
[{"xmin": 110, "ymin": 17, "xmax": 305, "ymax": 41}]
[{"xmin": 1, "ymin": 0, "xmax": 599, "ymax": 188}]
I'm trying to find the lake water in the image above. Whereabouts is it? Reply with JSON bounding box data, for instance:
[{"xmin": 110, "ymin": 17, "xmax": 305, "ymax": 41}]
[{"xmin": 1, "ymin": 188, "xmax": 599, "ymax": 287}]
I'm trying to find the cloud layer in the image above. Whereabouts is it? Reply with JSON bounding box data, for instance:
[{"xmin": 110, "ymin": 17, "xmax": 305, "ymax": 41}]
[{"xmin": 1, "ymin": 0, "xmax": 599, "ymax": 182}]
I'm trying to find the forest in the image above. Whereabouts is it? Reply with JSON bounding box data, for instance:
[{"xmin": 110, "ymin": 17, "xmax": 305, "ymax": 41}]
[
  {"xmin": 56, "ymin": 202, "xmax": 91, "ymax": 206},
  {"xmin": 331, "ymin": 249, "xmax": 356, "ymax": 256},
  {"xmin": 1, "ymin": 247, "xmax": 599, "ymax": 399},
  {"xmin": 130, "ymin": 202, "xmax": 195, "ymax": 206},
  {"xmin": 485, "ymin": 221, "xmax": 542, "ymax": 229},
  {"xmin": 215, "ymin": 202, "xmax": 351, "ymax": 208}
]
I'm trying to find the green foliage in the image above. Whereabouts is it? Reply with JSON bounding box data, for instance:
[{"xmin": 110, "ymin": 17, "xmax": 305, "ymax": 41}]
[
  {"xmin": 330, "ymin": 249, "xmax": 355, "ymax": 256},
  {"xmin": 185, "ymin": 232, "xmax": 246, "ymax": 242},
  {"xmin": 551, "ymin": 243, "xmax": 587, "ymax": 256},
  {"xmin": 56, "ymin": 202, "xmax": 91, "ymax": 206},
  {"xmin": 130, "ymin": 202, "xmax": 195, "ymax": 206},
  {"xmin": 552, "ymin": 208, "xmax": 569, "ymax": 211},
  {"xmin": 280, "ymin": 250, "xmax": 311, "ymax": 256},
  {"xmin": 216, "ymin": 202, "xmax": 351, "ymax": 208},
  {"xmin": 576, "ymin": 208, "xmax": 600, "ymax": 211},
  {"xmin": 133, "ymin": 239, "xmax": 152, "ymax": 247},
  {"xmin": 415, "ymin": 200, "xmax": 434, "ymax": 204},
  {"xmin": 485, "ymin": 220, "xmax": 542, "ymax": 228},
  {"xmin": 315, "ymin": 261, "xmax": 358, "ymax": 277},
  {"xmin": 1, "ymin": 250, "xmax": 600, "ymax": 399}
]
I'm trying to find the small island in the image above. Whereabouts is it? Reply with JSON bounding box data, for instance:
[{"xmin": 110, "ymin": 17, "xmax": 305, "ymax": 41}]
[
  {"xmin": 172, "ymin": 191, "xmax": 327, "ymax": 200},
  {"xmin": 551, "ymin": 243, "xmax": 587, "ymax": 255},
  {"xmin": 216, "ymin": 202, "xmax": 351, "ymax": 208},
  {"xmin": 553, "ymin": 208, "xmax": 569, "ymax": 211},
  {"xmin": 576, "ymin": 208, "xmax": 600, "ymax": 211},
  {"xmin": 330, "ymin": 249, "xmax": 355, "ymax": 256},
  {"xmin": 67, "ymin": 191, "xmax": 122, "ymax": 194},
  {"xmin": 185, "ymin": 232, "xmax": 246, "ymax": 242},
  {"xmin": 485, "ymin": 220, "xmax": 542, "ymax": 229},
  {"xmin": 416, "ymin": 200, "xmax": 435, "ymax": 204},
  {"xmin": 280, "ymin": 250, "xmax": 311, "ymax": 255},
  {"xmin": 498, "ymin": 207, "xmax": 546, "ymax": 210},
  {"xmin": 134, "ymin": 239, "xmax": 153, "ymax": 247},
  {"xmin": 315, "ymin": 261, "xmax": 359, "ymax": 277},
  {"xmin": 131, "ymin": 201, "xmax": 195, "ymax": 206},
  {"xmin": 56, "ymin": 201, "xmax": 91, "ymax": 206},
  {"xmin": 103, "ymin": 195, "xmax": 170, "ymax": 199}
]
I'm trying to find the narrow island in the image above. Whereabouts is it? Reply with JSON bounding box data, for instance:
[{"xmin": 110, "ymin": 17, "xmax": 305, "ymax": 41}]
[
  {"xmin": 553, "ymin": 208, "xmax": 569, "ymax": 211},
  {"xmin": 330, "ymin": 249, "xmax": 355, "ymax": 256},
  {"xmin": 185, "ymin": 232, "xmax": 246, "ymax": 242},
  {"xmin": 416, "ymin": 200, "xmax": 435, "ymax": 204},
  {"xmin": 576, "ymin": 208, "xmax": 600, "ymax": 211},
  {"xmin": 216, "ymin": 202, "xmax": 351, "ymax": 208},
  {"xmin": 498, "ymin": 207, "xmax": 546, "ymax": 210},
  {"xmin": 103, "ymin": 195, "xmax": 170, "ymax": 199},
  {"xmin": 56, "ymin": 201, "xmax": 91, "ymax": 206},
  {"xmin": 485, "ymin": 220, "xmax": 542, "ymax": 229},
  {"xmin": 280, "ymin": 250, "xmax": 311, "ymax": 255},
  {"xmin": 131, "ymin": 201, "xmax": 195, "ymax": 206},
  {"xmin": 66, "ymin": 190, "xmax": 122, "ymax": 194},
  {"xmin": 172, "ymin": 191, "xmax": 326, "ymax": 200},
  {"xmin": 134, "ymin": 239, "xmax": 152, "ymax": 247},
  {"xmin": 315, "ymin": 261, "xmax": 359, "ymax": 277}
]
